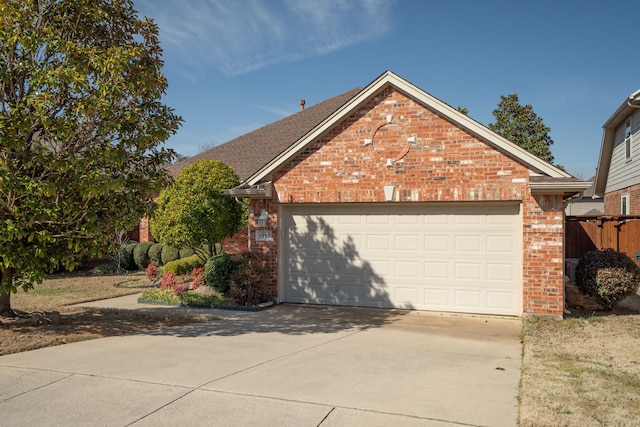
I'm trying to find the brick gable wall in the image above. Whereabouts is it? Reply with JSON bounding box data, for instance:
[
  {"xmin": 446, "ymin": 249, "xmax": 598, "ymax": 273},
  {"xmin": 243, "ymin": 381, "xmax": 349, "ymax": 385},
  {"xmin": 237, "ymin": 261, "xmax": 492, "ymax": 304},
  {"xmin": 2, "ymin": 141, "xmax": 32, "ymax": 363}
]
[{"xmin": 251, "ymin": 87, "xmax": 565, "ymax": 315}]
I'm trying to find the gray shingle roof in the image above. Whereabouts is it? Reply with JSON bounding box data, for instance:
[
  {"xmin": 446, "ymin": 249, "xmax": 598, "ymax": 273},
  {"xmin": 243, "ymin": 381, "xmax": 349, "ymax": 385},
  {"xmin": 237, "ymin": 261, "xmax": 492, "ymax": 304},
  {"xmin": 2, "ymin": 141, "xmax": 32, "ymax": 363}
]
[{"xmin": 166, "ymin": 87, "xmax": 362, "ymax": 182}]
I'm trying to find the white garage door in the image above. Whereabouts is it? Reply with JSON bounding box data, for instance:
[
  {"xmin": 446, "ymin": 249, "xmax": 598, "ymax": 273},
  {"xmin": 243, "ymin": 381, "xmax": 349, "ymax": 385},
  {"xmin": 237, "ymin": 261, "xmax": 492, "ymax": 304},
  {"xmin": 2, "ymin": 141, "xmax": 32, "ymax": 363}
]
[{"xmin": 282, "ymin": 203, "xmax": 522, "ymax": 315}]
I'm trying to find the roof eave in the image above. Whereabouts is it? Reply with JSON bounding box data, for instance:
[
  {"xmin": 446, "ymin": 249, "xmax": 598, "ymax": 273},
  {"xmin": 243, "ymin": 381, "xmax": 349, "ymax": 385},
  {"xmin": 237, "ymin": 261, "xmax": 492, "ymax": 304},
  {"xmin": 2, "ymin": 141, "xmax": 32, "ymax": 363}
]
[
  {"xmin": 224, "ymin": 182, "xmax": 272, "ymax": 199},
  {"xmin": 529, "ymin": 181, "xmax": 592, "ymax": 197}
]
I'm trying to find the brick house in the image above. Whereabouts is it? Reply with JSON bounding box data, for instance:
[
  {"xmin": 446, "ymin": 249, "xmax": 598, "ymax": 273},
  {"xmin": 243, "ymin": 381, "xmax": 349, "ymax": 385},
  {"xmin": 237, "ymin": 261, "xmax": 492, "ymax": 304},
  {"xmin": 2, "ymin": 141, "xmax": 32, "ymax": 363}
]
[
  {"xmin": 594, "ymin": 89, "xmax": 640, "ymax": 214},
  {"xmin": 171, "ymin": 71, "xmax": 589, "ymax": 316}
]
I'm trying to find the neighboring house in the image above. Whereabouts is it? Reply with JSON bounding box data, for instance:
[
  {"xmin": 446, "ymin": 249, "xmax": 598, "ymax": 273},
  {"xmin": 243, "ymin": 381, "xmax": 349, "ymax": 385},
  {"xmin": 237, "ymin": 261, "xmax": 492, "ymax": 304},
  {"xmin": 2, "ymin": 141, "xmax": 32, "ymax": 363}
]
[
  {"xmin": 564, "ymin": 176, "xmax": 604, "ymax": 216},
  {"xmin": 171, "ymin": 71, "xmax": 589, "ymax": 316},
  {"xmin": 594, "ymin": 89, "xmax": 640, "ymax": 214}
]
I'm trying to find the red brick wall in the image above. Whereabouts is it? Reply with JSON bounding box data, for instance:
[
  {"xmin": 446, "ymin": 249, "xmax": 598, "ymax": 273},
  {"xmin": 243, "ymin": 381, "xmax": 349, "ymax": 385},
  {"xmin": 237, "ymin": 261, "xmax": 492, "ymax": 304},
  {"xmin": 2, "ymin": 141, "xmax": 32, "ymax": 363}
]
[
  {"xmin": 253, "ymin": 86, "xmax": 565, "ymax": 315},
  {"xmin": 222, "ymin": 226, "xmax": 249, "ymax": 254},
  {"xmin": 522, "ymin": 195, "xmax": 565, "ymax": 314},
  {"xmin": 604, "ymin": 184, "xmax": 640, "ymax": 215}
]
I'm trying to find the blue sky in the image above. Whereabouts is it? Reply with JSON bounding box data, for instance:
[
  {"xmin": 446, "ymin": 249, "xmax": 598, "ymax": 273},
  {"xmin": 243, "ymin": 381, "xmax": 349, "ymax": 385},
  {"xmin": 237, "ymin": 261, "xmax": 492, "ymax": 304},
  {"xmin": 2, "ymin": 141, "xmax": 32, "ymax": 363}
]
[{"xmin": 135, "ymin": 0, "xmax": 640, "ymax": 179}]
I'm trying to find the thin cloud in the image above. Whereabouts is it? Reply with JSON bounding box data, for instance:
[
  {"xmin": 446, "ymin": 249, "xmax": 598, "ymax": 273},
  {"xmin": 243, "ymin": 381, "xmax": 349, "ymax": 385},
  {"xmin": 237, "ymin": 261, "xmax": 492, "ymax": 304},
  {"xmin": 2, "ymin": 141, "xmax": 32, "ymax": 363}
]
[{"xmin": 137, "ymin": 0, "xmax": 394, "ymax": 77}]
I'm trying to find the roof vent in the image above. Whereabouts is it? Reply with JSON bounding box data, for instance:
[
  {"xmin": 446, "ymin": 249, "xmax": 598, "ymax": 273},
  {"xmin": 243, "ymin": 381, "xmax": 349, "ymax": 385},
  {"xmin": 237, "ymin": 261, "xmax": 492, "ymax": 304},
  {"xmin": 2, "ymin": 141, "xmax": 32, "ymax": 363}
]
[{"xmin": 300, "ymin": 99, "xmax": 305, "ymax": 111}]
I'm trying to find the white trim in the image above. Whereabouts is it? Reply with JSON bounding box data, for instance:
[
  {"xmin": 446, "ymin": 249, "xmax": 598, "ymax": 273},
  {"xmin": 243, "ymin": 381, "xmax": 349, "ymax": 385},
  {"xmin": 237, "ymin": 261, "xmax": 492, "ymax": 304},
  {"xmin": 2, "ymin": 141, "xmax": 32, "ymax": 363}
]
[
  {"xmin": 246, "ymin": 71, "xmax": 570, "ymax": 186},
  {"xmin": 529, "ymin": 181, "xmax": 592, "ymax": 195},
  {"xmin": 621, "ymin": 193, "xmax": 629, "ymax": 215}
]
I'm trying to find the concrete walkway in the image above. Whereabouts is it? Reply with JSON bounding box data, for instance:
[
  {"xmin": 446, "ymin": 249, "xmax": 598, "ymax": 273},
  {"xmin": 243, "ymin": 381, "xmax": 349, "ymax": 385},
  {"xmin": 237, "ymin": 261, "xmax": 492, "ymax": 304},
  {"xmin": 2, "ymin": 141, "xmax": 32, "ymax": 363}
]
[{"xmin": 0, "ymin": 297, "xmax": 522, "ymax": 426}]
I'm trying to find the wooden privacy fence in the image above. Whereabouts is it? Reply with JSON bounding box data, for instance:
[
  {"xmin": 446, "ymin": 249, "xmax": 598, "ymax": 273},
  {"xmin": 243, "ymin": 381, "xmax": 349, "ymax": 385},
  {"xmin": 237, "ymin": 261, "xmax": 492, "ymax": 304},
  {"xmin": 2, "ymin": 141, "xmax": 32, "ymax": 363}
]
[{"xmin": 565, "ymin": 215, "xmax": 640, "ymax": 260}]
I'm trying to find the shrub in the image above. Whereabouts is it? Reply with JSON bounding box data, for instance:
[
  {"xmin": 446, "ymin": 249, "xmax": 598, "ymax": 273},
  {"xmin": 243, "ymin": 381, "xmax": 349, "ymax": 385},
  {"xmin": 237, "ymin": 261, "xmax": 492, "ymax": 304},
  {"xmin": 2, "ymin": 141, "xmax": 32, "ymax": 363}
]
[
  {"xmin": 148, "ymin": 243, "xmax": 164, "ymax": 266},
  {"xmin": 145, "ymin": 263, "xmax": 162, "ymax": 282},
  {"xmin": 91, "ymin": 262, "xmax": 118, "ymax": 276},
  {"xmin": 229, "ymin": 251, "xmax": 271, "ymax": 307},
  {"xmin": 161, "ymin": 245, "xmax": 180, "ymax": 265},
  {"xmin": 191, "ymin": 267, "xmax": 205, "ymax": 290},
  {"xmin": 575, "ymin": 248, "xmax": 640, "ymax": 309},
  {"xmin": 205, "ymin": 253, "xmax": 236, "ymax": 294},
  {"xmin": 163, "ymin": 255, "xmax": 205, "ymax": 276},
  {"xmin": 179, "ymin": 247, "xmax": 195, "ymax": 258},
  {"xmin": 118, "ymin": 242, "xmax": 138, "ymax": 271},
  {"xmin": 133, "ymin": 242, "xmax": 154, "ymax": 270}
]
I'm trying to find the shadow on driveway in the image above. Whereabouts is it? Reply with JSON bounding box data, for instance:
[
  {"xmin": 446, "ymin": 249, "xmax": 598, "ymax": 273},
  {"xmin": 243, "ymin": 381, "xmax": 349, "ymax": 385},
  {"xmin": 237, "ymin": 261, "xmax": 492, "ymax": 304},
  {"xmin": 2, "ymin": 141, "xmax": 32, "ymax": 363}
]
[{"xmin": 146, "ymin": 303, "xmax": 412, "ymax": 337}]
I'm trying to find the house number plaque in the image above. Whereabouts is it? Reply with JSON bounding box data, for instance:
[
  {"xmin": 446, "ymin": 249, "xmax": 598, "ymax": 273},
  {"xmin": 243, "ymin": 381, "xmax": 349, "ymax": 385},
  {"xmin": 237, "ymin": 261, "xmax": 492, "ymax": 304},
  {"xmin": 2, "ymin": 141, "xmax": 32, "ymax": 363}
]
[{"xmin": 255, "ymin": 230, "xmax": 272, "ymax": 242}]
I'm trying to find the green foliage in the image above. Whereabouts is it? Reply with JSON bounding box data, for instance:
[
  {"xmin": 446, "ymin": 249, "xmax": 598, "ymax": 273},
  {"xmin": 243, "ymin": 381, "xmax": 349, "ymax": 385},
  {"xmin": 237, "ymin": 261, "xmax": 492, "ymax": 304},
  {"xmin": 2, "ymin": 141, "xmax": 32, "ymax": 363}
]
[
  {"xmin": 179, "ymin": 247, "xmax": 196, "ymax": 258},
  {"xmin": 162, "ymin": 255, "xmax": 205, "ymax": 276},
  {"xmin": 160, "ymin": 245, "xmax": 180, "ymax": 265},
  {"xmin": 205, "ymin": 253, "xmax": 236, "ymax": 294},
  {"xmin": 488, "ymin": 93, "xmax": 555, "ymax": 163},
  {"xmin": 118, "ymin": 242, "xmax": 138, "ymax": 271},
  {"xmin": 133, "ymin": 242, "xmax": 154, "ymax": 271},
  {"xmin": 229, "ymin": 252, "xmax": 271, "ymax": 307},
  {"xmin": 140, "ymin": 288, "xmax": 226, "ymax": 307},
  {"xmin": 150, "ymin": 160, "xmax": 243, "ymax": 261},
  {"xmin": 0, "ymin": 0, "xmax": 181, "ymax": 312},
  {"xmin": 575, "ymin": 249, "xmax": 640, "ymax": 310},
  {"xmin": 148, "ymin": 243, "xmax": 164, "ymax": 266},
  {"xmin": 91, "ymin": 262, "xmax": 119, "ymax": 276}
]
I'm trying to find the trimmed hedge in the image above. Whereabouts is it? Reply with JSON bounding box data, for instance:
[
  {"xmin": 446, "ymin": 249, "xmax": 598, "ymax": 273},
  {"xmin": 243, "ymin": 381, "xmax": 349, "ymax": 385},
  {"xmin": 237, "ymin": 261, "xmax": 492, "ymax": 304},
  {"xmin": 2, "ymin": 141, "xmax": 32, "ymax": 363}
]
[
  {"xmin": 118, "ymin": 242, "xmax": 138, "ymax": 271},
  {"xmin": 179, "ymin": 247, "xmax": 196, "ymax": 258},
  {"xmin": 148, "ymin": 243, "xmax": 163, "ymax": 266},
  {"xmin": 575, "ymin": 248, "xmax": 640, "ymax": 309},
  {"xmin": 161, "ymin": 245, "xmax": 180, "ymax": 265},
  {"xmin": 163, "ymin": 254, "xmax": 205, "ymax": 276},
  {"xmin": 133, "ymin": 242, "xmax": 154, "ymax": 270},
  {"xmin": 205, "ymin": 253, "xmax": 236, "ymax": 294}
]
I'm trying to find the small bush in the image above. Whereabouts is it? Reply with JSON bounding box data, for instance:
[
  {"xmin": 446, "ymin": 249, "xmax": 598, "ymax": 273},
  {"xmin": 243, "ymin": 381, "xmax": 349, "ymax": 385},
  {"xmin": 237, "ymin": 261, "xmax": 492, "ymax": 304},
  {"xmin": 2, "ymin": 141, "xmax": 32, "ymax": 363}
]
[
  {"xmin": 229, "ymin": 251, "xmax": 271, "ymax": 307},
  {"xmin": 161, "ymin": 245, "xmax": 180, "ymax": 265},
  {"xmin": 148, "ymin": 243, "xmax": 164, "ymax": 266},
  {"xmin": 163, "ymin": 255, "xmax": 205, "ymax": 276},
  {"xmin": 133, "ymin": 242, "xmax": 154, "ymax": 270},
  {"xmin": 179, "ymin": 247, "xmax": 196, "ymax": 258},
  {"xmin": 191, "ymin": 267, "xmax": 205, "ymax": 290},
  {"xmin": 145, "ymin": 263, "xmax": 162, "ymax": 282},
  {"xmin": 118, "ymin": 242, "xmax": 138, "ymax": 271},
  {"xmin": 91, "ymin": 262, "xmax": 118, "ymax": 276},
  {"xmin": 205, "ymin": 253, "xmax": 236, "ymax": 294},
  {"xmin": 575, "ymin": 248, "xmax": 640, "ymax": 309}
]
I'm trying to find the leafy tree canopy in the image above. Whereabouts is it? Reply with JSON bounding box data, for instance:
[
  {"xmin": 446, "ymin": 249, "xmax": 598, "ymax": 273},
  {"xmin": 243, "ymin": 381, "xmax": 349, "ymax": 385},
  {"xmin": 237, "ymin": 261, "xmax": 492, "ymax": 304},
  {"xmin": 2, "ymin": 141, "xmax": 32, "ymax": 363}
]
[
  {"xmin": 488, "ymin": 93, "xmax": 555, "ymax": 164},
  {"xmin": 0, "ymin": 0, "xmax": 181, "ymax": 315},
  {"xmin": 150, "ymin": 160, "xmax": 243, "ymax": 261}
]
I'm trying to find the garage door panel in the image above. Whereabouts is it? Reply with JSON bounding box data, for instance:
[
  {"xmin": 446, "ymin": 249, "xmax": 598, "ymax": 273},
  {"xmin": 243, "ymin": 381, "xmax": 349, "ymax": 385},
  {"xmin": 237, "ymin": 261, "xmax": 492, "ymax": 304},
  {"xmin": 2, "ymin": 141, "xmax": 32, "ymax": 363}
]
[
  {"xmin": 486, "ymin": 235, "xmax": 516, "ymax": 252},
  {"xmin": 284, "ymin": 203, "xmax": 522, "ymax": 315},
  {"xmin": 486, "ymin": 263, "xmax": 515, "ymax": 281},
  {"xmin": 425, "ymin": 235, "xmax": 450, "ymax": 252},
  {"xmin": 366, "ymin": 235, "xmax": 391, "ymax": 250},
  {"xmin": 454, "ymin": 290, "xmax": 483, "ymax": 309},
  {"xmin": 395, "ymin": 234, "xmax": 420, "ymax": 251},
  {"xmin": 454, "ymin": 235, "xmax": 481, "ymax": 252}
]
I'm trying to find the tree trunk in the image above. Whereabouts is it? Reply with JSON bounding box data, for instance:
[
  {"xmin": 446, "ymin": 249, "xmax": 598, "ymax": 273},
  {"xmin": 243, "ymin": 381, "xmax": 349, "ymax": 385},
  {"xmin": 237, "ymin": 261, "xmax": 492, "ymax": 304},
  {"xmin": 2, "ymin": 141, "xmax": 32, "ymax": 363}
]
[{"xmin": 0, "ymin": 268, "xmax": 15, "ymax": 317}]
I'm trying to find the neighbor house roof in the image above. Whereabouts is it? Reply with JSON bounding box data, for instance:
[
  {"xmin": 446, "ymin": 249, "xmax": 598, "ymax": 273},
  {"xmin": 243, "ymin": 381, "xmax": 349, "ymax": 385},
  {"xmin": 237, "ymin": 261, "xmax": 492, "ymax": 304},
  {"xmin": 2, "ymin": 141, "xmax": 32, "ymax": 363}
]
[
  {"xmin": 166, "ymin": 87, "xmax": 361, "ymax": 181},
  {"xmin": 594, "ymin": 89, "xmax": 640, "ymax": 196}
]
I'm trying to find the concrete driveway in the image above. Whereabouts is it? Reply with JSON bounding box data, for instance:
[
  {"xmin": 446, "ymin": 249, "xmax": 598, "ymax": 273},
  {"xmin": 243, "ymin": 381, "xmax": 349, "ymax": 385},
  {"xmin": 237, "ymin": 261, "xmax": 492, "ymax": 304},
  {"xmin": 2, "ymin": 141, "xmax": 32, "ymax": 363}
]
[{"xmin": 0, "ymin": 304, "xmax": 521, "ymax": 426}]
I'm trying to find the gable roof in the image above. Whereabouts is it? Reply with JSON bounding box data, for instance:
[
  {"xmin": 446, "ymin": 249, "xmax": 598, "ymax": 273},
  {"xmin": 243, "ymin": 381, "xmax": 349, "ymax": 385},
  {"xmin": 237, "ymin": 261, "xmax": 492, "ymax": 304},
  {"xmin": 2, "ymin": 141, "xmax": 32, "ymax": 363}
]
[
  {"xmin": 241, "ymin": 71, "xmax": 588, "ymax": 196},
  {"xmin": 166, "ymin": 87, "xmax": 361, "ymax": 181},
  {"xmin": 594, "ymin": 89, "xmax": 640, "ymax": 196}
]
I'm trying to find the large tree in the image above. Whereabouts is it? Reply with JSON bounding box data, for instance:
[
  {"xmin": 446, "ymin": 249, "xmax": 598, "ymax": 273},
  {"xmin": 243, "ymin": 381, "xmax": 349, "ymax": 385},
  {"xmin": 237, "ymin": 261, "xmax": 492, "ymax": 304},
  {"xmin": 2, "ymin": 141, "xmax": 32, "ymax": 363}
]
[
  {"xmin": 150, "ymin": 160, "xmax": 243, "ymax": 262},
  {"xmin": 0, "ymin": 0, "xmax": 181, "ymax": 315},
  {"xmin": 488, "ymin": 93, "xmax": 555, "ymax": 164}
]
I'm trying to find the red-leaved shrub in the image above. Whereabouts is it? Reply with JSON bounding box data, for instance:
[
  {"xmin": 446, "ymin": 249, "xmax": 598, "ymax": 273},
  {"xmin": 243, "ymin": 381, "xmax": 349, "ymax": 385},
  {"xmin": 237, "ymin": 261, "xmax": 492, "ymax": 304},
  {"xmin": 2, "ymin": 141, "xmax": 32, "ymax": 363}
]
[{"xmin": 191, "ymin": 267, "xmax": 205, "ymax": 290}]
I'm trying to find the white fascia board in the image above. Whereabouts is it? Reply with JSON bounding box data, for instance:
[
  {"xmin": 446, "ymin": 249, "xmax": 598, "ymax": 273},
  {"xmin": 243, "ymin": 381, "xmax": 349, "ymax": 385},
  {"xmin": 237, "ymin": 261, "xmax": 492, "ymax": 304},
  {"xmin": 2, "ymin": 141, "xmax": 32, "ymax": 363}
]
[
  {"xmin": 246, "ymin": 71, "xmax": 569, "ymax": 186},
  {"xmin": 529, "ymin": 181, "xmax": 592, "ymax": 195}
]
